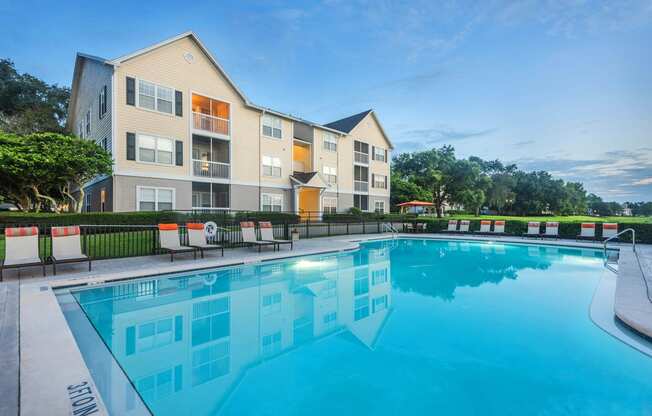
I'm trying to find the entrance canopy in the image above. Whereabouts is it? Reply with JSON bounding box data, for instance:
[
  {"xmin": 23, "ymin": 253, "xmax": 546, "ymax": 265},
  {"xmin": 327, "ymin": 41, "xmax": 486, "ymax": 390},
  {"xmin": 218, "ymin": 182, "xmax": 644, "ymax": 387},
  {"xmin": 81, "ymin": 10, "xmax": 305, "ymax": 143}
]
[{"xmin": 290, "ymin": 172, "xmax": 328, "ymax": 189}]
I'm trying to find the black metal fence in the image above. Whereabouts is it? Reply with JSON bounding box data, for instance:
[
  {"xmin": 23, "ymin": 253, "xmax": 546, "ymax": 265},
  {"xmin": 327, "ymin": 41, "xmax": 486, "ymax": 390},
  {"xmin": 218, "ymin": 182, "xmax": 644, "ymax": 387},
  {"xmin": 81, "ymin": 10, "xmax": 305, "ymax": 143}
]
[{"xmin": 0, "ymin": 218, "xmax": 409, "ymax": 261}]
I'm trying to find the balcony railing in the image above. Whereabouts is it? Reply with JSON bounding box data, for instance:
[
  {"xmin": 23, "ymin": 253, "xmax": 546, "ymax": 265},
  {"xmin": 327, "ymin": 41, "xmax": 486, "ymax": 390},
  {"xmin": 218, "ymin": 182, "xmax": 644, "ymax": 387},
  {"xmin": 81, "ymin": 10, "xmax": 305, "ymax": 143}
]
[
  {"xmin": 354, "ymin": 180, "xmax": 369, "ymax": 192},
  {"xmin": 193, "ymin": 112, "xmax": 230, "ymax": 136},
  {"xmin": 354, "ymin": 151, "xmax": 369, "ymax": 164},
  {"xmin": 193, "ymin": 159, "xmax": 230, "ymax": 179}
]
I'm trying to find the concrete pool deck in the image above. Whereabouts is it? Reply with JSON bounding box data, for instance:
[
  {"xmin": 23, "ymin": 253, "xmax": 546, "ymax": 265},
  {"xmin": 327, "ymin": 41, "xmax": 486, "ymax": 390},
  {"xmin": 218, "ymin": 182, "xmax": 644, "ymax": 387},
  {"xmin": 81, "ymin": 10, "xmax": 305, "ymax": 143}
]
[{"xmin": 2, "ymin": 233, "xmax": 651, "ymax": 416}]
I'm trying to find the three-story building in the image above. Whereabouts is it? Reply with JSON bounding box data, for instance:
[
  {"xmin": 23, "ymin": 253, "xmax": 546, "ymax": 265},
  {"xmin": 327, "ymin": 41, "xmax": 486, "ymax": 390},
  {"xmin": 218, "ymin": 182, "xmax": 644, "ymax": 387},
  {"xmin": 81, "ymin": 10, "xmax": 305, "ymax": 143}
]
[{"xmin": 67, "ymin": 32, "xmax": 393, "ymax": 215}]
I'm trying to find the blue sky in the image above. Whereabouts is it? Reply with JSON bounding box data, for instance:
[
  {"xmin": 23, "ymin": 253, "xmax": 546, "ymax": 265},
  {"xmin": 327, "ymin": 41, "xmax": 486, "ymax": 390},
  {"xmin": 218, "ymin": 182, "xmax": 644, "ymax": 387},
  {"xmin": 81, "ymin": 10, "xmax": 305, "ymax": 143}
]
[{"xmin": 1, "ymin": 0, "xmax": 651, "ymax": 201}]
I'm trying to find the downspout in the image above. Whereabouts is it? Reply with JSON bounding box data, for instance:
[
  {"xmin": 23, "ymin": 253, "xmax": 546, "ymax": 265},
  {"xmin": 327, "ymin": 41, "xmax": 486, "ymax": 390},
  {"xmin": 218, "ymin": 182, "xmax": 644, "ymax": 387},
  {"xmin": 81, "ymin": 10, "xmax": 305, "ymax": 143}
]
[{"xmin": 258, "ymin": 110, "xmax": 263, "ymax": 211}]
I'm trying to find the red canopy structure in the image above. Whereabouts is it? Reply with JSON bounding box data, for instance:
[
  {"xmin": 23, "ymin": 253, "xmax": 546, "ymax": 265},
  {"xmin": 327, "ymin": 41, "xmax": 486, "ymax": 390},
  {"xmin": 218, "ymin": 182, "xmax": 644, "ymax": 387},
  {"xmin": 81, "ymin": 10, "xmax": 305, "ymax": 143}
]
[
  {"xmin": 396, "ymin": 200, "xmax": 436, "ymax": 214},
  {"xmin": 396, "ymin": 200, "xmax": 434, "ymax": 207}
]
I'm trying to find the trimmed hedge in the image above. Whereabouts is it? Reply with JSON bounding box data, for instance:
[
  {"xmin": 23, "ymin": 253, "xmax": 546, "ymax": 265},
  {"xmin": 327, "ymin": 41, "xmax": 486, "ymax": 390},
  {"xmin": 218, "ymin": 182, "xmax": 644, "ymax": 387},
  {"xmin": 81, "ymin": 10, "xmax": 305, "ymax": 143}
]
[
  {"xmin": 408, "ymin": 218, "xmax": 651, "ymax": 244},
  {"xmin": 0, "ymin": 210, "xmax": 300, "ymax": 226},
  {"xmin": 322, "ymin": 212, "xmax": 417, "ymax": 223}
]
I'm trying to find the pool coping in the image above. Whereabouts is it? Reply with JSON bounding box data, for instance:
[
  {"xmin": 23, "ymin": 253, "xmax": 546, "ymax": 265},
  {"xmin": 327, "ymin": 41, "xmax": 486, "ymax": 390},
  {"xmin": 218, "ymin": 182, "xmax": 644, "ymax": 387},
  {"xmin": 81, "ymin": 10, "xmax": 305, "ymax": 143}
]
[{"xmin": 15, "ymin": 233, "xmax": 651, "ymax": 416}]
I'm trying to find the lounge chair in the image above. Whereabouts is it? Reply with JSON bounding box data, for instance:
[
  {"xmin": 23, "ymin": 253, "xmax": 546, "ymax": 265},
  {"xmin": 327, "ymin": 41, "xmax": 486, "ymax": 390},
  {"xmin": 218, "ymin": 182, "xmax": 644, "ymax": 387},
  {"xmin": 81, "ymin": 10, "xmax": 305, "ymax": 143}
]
[
  {"xmin": 602, "ymin": 223, "xmax": 619, "ymax": 240},
  {"xmin": 458, "ymin": 220, "xmax": 470, "ymax": 233},
  {"xmin": 446, "ymin": 220, "xmax": 458, "ymax": 232},
  {"xmin": 0, "ymin": 226, "xmax": 46, "ymax": 280},
  {"xmin": 240, "ymin": 222, "xmax": 277, "ymax": 252},
  {"xmin": 525, "ymin": 222, "xmax": 541, "ymax": 238},
  {"xmin": 50, "ymin": 226, "xmax": 91, "ymax": 275},
  {"xmin": 491, "ymin": 220, "xmax": 506, "ymax": 235},
  {"xmin": 259, "ymin": 221, "xmax": 293, "ymax": 250},
  {"xmin": 158, "ymin": 224, "xmax": 197, "ymax": 262},
  {"xmin": 186, "ymin": 223, "xmax": 223, "ymax": 258},
  {"xmin": 577, "ymin": 223, "xmax": 596, "ymax": 240},
  {"xmin": 479, "ymin": 220, "xmax": 491, "ymax": 234},
  {"xmin": 542, "ymin": 222, "xmax": 559, "ymax": 239}
]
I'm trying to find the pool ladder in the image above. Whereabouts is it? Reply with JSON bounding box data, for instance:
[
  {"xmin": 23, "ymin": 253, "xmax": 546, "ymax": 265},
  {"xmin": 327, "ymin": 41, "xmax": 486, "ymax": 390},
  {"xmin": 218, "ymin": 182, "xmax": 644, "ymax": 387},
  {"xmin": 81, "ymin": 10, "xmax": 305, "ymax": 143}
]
[
  {"xmin": 602, "ymin": 228, "xmax": 635, "ymax": 274},
  {"xmin": 382, "ymin": 223, "xmax": 399, "ymax": 239}
]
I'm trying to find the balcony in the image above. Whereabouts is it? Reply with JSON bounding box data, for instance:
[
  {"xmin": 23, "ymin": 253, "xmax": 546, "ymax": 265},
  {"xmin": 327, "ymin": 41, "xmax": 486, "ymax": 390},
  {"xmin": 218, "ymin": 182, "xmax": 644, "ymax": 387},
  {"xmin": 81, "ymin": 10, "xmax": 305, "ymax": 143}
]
[
  {"xmin": 193, "ymin": 112, "xmax": 230, "ymax": 136},
  {"xmin": 354, "ymin": 151, "xmax": 369, "ymax": 164},
  {"xmin": 354, "ymin": 180, "xmax": 369, "ymax": 192},
  {"xmin": 193, "ymin": 160, "xmax": 230, "ymax": 179}
]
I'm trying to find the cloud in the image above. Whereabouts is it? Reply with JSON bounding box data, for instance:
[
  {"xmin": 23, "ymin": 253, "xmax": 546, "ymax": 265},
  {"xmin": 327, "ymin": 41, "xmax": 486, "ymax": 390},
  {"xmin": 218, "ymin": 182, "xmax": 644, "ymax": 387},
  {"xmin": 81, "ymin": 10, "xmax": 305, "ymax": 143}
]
[
  {"xmin": 633, "ymin": 178, "xmax": 652, "ymax": 186},
  {"xmin": 394, "ymin": 126, "xmax": 498, "ymax": 152}
]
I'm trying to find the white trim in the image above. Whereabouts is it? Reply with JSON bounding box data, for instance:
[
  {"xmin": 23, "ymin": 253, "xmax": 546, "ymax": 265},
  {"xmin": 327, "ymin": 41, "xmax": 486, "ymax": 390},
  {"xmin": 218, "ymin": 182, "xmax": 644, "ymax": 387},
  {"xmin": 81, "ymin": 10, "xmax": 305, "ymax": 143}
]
[
  {"xmin": 261, "ymin": 155, "xmax": 282, "ymax": 178},
  {"xmin": 261, "ymin": 114, "xmax": 283, "ymax": 140},
  {"xmin": 135, "ymin": 133, "xmax": 175, "ymax": 166},
  {"xmin": 136, "ymin": 185, "xmax": 176, "ymax": 211},
  {"xmin": 110, "ymin": 71, "xmax": 117, "ymax": 177},
  {"xmin": 374, "ymin": 200, "xmax": 386, "ymax": 213},
  {"xmin": 134, "ymin": 77, "xmax": 176, "ymax": 116}
]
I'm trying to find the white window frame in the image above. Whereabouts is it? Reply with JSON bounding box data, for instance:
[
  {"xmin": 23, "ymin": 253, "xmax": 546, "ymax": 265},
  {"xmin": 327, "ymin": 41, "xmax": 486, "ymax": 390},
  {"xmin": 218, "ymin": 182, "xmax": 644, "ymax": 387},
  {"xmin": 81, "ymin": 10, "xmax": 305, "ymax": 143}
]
[
  {"xmin": 323, "ymin": 166, "xmax": 337, "ymax": 185},
  {"xmin": 261, "ymin": 193, "xmax": 283, "ymax": 212},
  {"xmin": 262, "ymin": 114, "xmax": 283, "ymax": 139},
  {"xmin": 135, "ymin": 78, "xmax": 175, "ymax": 115},
  {"xmin": 262, "ymin": 156, "xmax": 282, "ymax": 177},
  {"xmin": 136, "ymin": 134, "xmax": 175, "ymax": 166},
  {"xmin": 323, "ymin": 197, "xmax": 337, "ymax": 214},
  {"xmin": 374, "ymin": 200, "xmax": 385, "ymax": 213},
  {"xmin": 373, "ymin": 174, "xmax": 387, "ymax": 189},
  {"xmin": 136, "ymin": 186, "xmax": 176, "ymax": 211},
  {"xmin": 323, "ymin": 132, "xmax": 337, "ymax": 152},
  {"xmin": 373, "ymin": 146, "xmax": 386, "ymax": 162},
  {"xmin": 84, "ymin": 192, "xmax": 92, "ymax": 212},
  {"xmin": 262, "ymin": 292, "xmax": 282, "ymax": 315}
]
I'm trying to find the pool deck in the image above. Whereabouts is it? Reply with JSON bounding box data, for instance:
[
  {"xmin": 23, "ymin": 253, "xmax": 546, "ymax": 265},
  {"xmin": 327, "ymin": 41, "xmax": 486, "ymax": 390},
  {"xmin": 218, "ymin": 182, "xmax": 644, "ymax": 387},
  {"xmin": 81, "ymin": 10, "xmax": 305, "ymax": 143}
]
[{"xmin": 1, "ymin": 233, "xmax": 651, "ymax": 416}]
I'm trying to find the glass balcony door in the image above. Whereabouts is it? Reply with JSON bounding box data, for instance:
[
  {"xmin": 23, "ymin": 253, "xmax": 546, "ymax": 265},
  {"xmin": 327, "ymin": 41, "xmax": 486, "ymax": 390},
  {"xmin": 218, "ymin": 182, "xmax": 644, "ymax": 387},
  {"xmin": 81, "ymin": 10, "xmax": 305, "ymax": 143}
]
[{"xmin": 192, "ymin": 182, "xmax": 230, "ymax": 209}]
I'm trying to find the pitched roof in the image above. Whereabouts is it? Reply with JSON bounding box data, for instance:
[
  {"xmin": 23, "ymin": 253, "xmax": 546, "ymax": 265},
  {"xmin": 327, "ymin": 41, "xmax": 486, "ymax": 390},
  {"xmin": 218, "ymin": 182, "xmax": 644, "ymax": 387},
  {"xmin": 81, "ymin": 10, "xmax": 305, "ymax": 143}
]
[
  {"xmin": 324, "ymin": 110, "xmax": 373, "ymax": 133},
  {"xmin": 291, "ymin": 171, "xmax": 318, "ymax": 184}
]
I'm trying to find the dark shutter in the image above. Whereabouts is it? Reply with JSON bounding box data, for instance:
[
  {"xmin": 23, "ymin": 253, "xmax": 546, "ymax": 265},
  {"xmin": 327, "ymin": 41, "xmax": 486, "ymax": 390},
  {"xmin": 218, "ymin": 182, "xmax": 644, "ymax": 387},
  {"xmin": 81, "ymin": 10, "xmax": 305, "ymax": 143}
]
[
  {"xmin": 384, "ymin": 149, "xmax": 388, "ymax": 162},
  {"xmin": 384, "ymin": 176, "xmax": 388, "ymax": 189},
  {"xmin": 372, "ymin": 174, "xmax": 375, "ymax": 188},
  {"xmin": 126, "ymin": 77, "xmax": 135, "ymax": 106},
  {"xmin": 175, "ymin": 90, "xmax": 183, "ymax": 116},
  {"xmin": 102, "ymin": 85, "xmax": 107, "ymax": 115},
  {"xmin": 98, "ymin": 93, "xmax": 102, "ymax": 118},
  {"xmin": 372, "ymin": 146, "xmax": 376, "ymax": 160},
  {"xmin": 126, "ymin": 132, "xmax": 136, "ymax": 160},
  {"xmin": 125, "ymin": 326, "xmax": 135, "ymax": 356},
  {"xmin": 175, "ymin": 140, "xmax": 183, "ymax": 166}
]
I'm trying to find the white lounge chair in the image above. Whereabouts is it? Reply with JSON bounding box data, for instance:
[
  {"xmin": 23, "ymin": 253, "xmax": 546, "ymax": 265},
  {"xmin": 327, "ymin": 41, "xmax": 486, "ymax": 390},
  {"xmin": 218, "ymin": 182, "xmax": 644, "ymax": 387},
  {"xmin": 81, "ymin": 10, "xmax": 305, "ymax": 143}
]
[
  {"xmin": 602, "ymin": 223, "xmax": 619, "ymax": 240},
  {"xmin": 240, "ymin": 222, "xmax": 276, "ymax": 252},
  {"xmin": 479, "ymin": 220, "xmax": 491, "ymax": 233},
  {"xmin": 186, "ymin": 223, "xmax": 223, "ymax": 257},
  {"xmin": 458, "ymin": 220, "xmax": 470, "ymax": 233},
  {"xmin": 525, "ymin": 222, "xmax": 541, "ymax": 238},
  {"xmin": 491, "ymin": 221, "xmax": 506, "ymax": 234},
  {"xmin": 542, "ymin": 222, "xmax": 559, "ymax": 239},
  {"xmin": 446, "ymin": 220, "xmax": 458, "ymax": 232},
  {"xmin": 577, "ymin": 223, "xmax": 596, "ymax": 240},
  {"xmin": 259, "ymin": 221, "xmax": 293, "ymax": 250},
  {"xmin": 1, "ymin": 226, "xmax": 46, "ymax": 280},
  {"xmin": 50, "ymin": 226, "xmax": 91, "ymax": 275},
  {"xmin": 158, "ymin": 224, "xmax": 197, "ymax": 262}
]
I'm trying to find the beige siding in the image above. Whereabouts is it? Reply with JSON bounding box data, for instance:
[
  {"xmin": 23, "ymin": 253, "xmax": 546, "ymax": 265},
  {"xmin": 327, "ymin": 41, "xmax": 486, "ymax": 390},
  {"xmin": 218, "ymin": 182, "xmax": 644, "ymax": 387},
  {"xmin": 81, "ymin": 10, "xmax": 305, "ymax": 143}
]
[
  {"xmin": 348, "ymin": 113, "xmax": 391, "ymax": 200},
  {"xmin": 260, "ymin": 116, "xmax": 293, "ymax": 188}
]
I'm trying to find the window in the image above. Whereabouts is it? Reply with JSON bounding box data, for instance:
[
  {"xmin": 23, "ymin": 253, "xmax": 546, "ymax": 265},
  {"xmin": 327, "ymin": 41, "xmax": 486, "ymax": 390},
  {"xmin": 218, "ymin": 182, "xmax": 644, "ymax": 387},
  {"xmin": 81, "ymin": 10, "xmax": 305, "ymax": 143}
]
[
  {"xmin": 374, "ymin": 200, "xmax": 385, "ymax": 213},
  {"xmin": 262, "ymin": 293, "xmax": 282, "ymax": 315},
  {"xmin": 78, "ymin": 121, "xmax": 84, "ymax": 138},
  {"xmin": 323, "ymin": 311, "xmax": 337, "ymax": 324},
  {"xmin": 372, "ymin": 295, "xmax": 388, "ymax": 313},
  {"xmin": 138, "ymin": 79, "xmax": 174, "ymax": 114},
  {"xmin": 373, "ymin": 174, "xmax": 387, "ymax": 189},
  {"xmin": 85, "ymin": 109, "xmax": 91, "ymax": 136},
  {"xmin": 354, "ymin": 194, "xmax": 368, "ymax": 211},
  {"xmin": 138, "ymin": 187, "xmax": 174, "ymax": 211},
  {"xmin": 85, "ymin": 192, "xmax": 92, "ymax": 212},
  {"xmin": 100, "ymin": 187, "xmax": 106, "ymax": 212},
  {"xmin": 354, "ymin": 296, "xmax": 369, "ymax": 321},
  {"xmin": 262, "ymin": 156, "xmax": 282, "ymax": 177},
  {"xmin": 262, "ymin": 331, "xmax": 282, "ymax": 355},
  {"xmin": 373, "ymin": 146, "xmax": 387, "ymax": 162},
  {"xmin": 192, "ymin": 342, "xmax": 229, "ymax": 386},
  {"xmin": 136, "ymin": 318, "xmax": 174, "ymax": 351},
  {"xmin": 372, "ymin": 269, "xmax": 388, "ymax": 285},
  {"xmin": 323, "ymin": 166, "xmax": 337, "ymax": 185},
  {"xmin": 321, "ymin": 279, "xmax": 337, "ymax": 298},
  {"xmin": 354, "ymin": 140, "xmax": 369, "ymax": 164},
  {"xmin": 192, "ymin": 182, "xmax": 229, "ymax": 209},
  {"xmin": 262, "ymin": 114, "xmax": 282, "ymax": 139},
  {"xmin": 99, "ymin": 86, "xmax": 107, "ymax": 118},
  {"xmin": 323, "ymin": 197, "xmax": 337, "ymax": 214},
  {"xmin": 354, "ymin": 269, "xmax": 369, "ymax": 296},
  {"xmin": 261, "ymin": 193, "xmax": 283, "ymax": 212},
  {"xmin": 101, "ymin": 137, "xmax": 108, "ymax": 152},
  {"xmin": 137, "ymin": 134, "xmax": 174, "ymax": 165},
  {"xmin": 191, "ymin": 297, "xmax": 230, "ymax": 347},
  {"xmin": 323, "ymin": 132, "xmax": 337, "ymax": 152}
]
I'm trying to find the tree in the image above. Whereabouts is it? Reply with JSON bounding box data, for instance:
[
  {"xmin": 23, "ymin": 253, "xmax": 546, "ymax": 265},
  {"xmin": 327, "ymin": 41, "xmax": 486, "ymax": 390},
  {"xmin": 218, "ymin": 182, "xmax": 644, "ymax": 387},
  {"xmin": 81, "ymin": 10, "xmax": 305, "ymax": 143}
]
[
  {"xmin": 390, "ymin": 175, "xmax": 431, "ymax": 208},
  {"xmin": 0, "ymin": 59, "xmax": 70, "ymax": 134},
  {"xmin": 0, "ymin": 132, "xmax": 112, "ymax": 212}
]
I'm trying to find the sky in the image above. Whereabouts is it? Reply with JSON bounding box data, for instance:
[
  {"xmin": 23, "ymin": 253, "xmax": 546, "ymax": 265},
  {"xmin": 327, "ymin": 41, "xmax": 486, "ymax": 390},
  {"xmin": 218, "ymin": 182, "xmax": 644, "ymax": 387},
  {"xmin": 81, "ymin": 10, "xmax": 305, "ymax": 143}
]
[{"xmin": 1, "ymin": 0, "xmax": 651, "ymax": 201}]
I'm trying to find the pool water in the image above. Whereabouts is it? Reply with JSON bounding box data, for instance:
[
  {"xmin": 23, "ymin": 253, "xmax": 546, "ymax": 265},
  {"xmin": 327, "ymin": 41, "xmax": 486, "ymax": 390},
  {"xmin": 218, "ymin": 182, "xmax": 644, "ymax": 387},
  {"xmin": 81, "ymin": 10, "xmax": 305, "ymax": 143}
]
[{"xmin": 64, "ymin": 239, "xmax": 652, "ymax": 415}]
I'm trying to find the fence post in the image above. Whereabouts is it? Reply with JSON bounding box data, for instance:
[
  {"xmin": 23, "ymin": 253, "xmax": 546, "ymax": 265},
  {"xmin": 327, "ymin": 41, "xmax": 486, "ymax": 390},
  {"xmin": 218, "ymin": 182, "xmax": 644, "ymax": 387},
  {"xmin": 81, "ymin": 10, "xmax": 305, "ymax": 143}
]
[
  {"xmin": 347, "ymin": 222, "xmax": 349, "ymax": 235},
  {"xmin": 306, "ymin": 215, "xmax": 310, "ymax": 239},
  {"xmin": 328, "ymin": 221, "xmax": 331, "ymax": 236},
  {"xmin": 152, "ymin": 227, "xmax": 157, "ymax": 255},
  {"xmin": 284, "ymin": 221, "xmax": 289, "ymax": 240},
  {"xmin": 363, "ymin": 219, "xmax": 366, "ymax": 234}
]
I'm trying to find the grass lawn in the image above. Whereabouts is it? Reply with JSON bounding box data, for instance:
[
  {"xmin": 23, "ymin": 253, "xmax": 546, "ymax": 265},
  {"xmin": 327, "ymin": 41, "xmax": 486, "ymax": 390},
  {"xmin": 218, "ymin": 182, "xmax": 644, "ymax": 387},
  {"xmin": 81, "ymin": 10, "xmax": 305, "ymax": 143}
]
[{"xmin": 444, "ymin": 215, "xmax": 652, "ymax": 224}]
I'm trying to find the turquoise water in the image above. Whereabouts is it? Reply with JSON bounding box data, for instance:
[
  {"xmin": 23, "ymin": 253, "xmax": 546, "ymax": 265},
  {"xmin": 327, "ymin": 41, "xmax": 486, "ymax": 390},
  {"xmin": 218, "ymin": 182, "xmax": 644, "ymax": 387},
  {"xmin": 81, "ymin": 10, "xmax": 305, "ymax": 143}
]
[{"xmin": 66, "ymin": 239, "xmax": 652, "ymax": 415}]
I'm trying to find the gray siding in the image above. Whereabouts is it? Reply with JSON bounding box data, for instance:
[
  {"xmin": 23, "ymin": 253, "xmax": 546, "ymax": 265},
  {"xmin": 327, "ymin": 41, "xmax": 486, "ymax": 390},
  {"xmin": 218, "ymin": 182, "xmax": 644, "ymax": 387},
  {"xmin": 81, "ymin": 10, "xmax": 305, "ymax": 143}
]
[
  {"xmin": 83, "ymin": 177, "xmax": 113, "ymax": 212},
  {"xmin": 113, "ymin": 175, "xmax": 192, "ymax": 212}
]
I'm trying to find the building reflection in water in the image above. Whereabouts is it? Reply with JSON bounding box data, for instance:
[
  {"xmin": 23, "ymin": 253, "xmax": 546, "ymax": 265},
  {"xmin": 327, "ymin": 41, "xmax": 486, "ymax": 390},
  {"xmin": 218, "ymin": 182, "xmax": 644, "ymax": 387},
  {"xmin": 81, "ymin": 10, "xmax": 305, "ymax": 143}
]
[{"xmin": 73, "ymin": 245, "xmax": 393, "ymax": 416}]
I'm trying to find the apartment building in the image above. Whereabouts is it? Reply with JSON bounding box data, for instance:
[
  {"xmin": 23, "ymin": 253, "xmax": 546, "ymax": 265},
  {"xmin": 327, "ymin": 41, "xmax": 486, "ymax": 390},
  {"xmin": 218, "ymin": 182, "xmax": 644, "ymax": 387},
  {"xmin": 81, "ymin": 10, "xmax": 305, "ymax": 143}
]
[{"xmin": 67, "ymin": 32, "xmax": 393, "ymax": 215}]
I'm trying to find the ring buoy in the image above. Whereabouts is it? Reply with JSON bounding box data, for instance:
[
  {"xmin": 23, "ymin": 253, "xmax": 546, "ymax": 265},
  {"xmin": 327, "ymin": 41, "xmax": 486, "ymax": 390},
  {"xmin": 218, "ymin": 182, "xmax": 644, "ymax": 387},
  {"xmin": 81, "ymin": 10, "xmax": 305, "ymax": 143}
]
[
  {"xmin": 204, "ymin": 221, "xmax": 218, "ymax": 238},
  {"xmin": 203, "ymin": 274, "xmax": 217, "ymax": 285}
]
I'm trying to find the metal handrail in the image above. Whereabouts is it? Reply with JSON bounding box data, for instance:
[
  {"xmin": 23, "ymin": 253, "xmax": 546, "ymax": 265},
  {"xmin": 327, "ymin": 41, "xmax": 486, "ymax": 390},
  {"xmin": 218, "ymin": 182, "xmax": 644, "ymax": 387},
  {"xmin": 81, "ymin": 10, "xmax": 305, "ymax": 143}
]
[
  {"xmin": 603, "ymin": 228, "xmax": 636, "ymax": 259},
  {"xmin": 382, "ymin": 222, "xmax": 398, "ymax": 238}
]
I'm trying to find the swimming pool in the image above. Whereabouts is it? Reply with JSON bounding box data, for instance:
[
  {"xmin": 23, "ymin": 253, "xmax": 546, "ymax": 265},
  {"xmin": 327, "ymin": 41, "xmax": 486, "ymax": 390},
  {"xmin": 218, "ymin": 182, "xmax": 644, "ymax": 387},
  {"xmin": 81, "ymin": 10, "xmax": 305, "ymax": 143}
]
[{"xmin": 58, "ymin": 239, "xmax": 652, "ymax": 415}]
